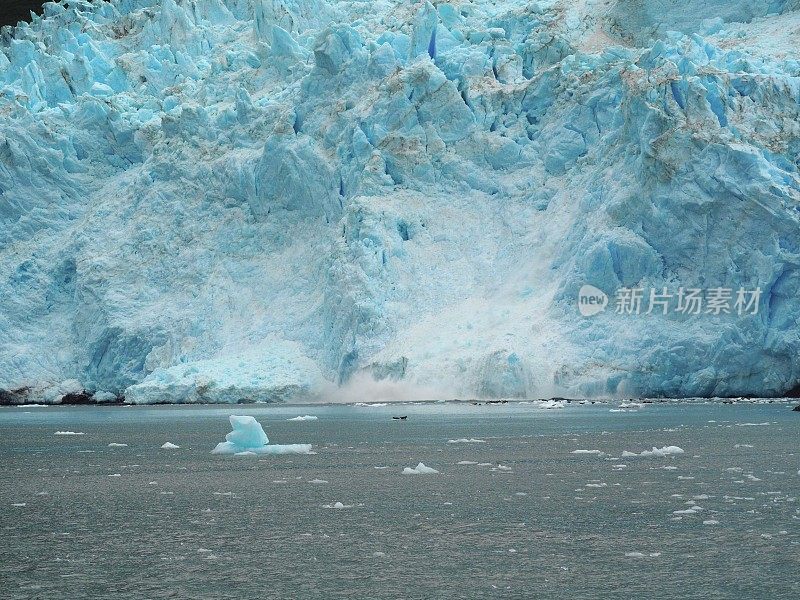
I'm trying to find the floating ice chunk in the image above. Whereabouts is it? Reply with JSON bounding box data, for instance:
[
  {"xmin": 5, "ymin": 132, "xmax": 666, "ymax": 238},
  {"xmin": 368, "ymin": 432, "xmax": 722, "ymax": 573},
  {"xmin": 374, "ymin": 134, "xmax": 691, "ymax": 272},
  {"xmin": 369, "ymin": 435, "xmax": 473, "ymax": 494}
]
[
  {"xmin": 703, "ymin": 520, "xmax": 720, "ymax": 525},
  {"xmin": 537, "ymin": 400, "xmax": 566, "ymax": 409},
  {"xmin": 323, "ymin": 502, "xmax": 353, "ymax": 509},
  {"xmin": 108, "ymin": 443, "xmax": 128, "ymax": 447},
  {"xmin": 287, "ymin": 415, "xmax": 318, "ymax": 421},
  {"xmin": 54, "ymin": 431, "xmax": 84, "ymax": 436},
  {"xmin": 673, "ymin": 507, "xmax": 701, "ymax": 514},
  {"xmin": 11, "ymin": 503, "xmax": 26, "ymax": 507},
  {"xmin": 309, "ymin": 479, "xmax": 328, "ymax": 484},
  {"xmin": 161, "ymin": 442, "xmax": 180, "ymax": 449},
  {"xmin": 402, "ymin": 462, "xmax": 439, "ymax": 475},
  {"xmin": 623, "ymin": 446, "xmax": 685, "ymax": 457},
  {"xmin": 448, "ymin": 438, "xmax": 486, "ymax": 444},
  {"xmin": 354, "ymin": 403, "xmax": 388, "ymax": 407},
  {"xmin": 108, "ymin": 473, "xmax": 121, "ymax": 477},
  {"xmin": 212, "ymin": 415, "xmax": 312, "ymax": 455},
  {"xmin": 235, "ymin": 451, "xmax": 257, "ymax": 456},
  {"xmin": 571, "ymin": 449, "xmax": 605, "ymax": 455},
  {"xmin": 457, "ymin": 461, "xmax": 478, "ymax": 465}
]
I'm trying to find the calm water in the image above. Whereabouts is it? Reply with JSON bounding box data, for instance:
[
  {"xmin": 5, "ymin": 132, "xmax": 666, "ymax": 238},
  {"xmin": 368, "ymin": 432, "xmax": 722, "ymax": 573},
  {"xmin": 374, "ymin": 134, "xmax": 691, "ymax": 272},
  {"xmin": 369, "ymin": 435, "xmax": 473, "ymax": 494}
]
[{"xmin": 0, "ymin": 401, "xmax": 798, "ymax": 599}]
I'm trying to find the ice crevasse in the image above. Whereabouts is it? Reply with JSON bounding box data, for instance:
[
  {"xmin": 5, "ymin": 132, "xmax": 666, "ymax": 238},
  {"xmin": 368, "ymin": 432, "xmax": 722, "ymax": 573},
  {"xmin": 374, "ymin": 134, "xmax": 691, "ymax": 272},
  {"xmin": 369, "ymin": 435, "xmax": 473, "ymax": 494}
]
[{"xmin": 1, "ymin": 0, "xmax": 800, "ymax": 403}]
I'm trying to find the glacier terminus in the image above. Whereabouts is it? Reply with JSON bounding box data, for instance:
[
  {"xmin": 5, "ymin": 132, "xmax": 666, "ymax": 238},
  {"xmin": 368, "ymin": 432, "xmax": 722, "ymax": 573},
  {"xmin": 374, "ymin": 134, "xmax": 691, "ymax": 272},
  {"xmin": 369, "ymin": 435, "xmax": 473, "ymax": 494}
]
[{"xmin": 1, "ymin": 0, "xmax": 800, "ymax": 403}]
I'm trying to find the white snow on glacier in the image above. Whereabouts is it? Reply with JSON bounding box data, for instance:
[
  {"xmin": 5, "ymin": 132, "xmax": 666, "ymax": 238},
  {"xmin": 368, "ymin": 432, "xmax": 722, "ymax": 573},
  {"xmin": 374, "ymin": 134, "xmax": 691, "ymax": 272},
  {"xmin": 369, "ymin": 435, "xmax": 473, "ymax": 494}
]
[{"xmin": 1, "ymin": 0, "xmax": 800, "ymax": 403}]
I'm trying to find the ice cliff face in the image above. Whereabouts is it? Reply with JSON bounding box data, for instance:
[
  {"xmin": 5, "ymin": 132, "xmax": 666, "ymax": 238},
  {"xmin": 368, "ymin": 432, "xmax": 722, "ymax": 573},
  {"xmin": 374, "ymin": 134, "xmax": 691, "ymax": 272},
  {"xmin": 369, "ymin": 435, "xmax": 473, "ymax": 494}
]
[{"xmin": 1, "ymin": 0, "xmax": 800, "ymax": 403}]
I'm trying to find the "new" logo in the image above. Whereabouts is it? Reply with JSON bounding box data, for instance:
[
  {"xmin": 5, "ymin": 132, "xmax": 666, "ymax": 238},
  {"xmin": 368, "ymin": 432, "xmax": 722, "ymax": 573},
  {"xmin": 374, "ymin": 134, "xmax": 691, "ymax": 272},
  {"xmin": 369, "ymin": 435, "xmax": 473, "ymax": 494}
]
[{"xmin": 578, "ymin": 285, "xmax": 608, "ymax": 317}]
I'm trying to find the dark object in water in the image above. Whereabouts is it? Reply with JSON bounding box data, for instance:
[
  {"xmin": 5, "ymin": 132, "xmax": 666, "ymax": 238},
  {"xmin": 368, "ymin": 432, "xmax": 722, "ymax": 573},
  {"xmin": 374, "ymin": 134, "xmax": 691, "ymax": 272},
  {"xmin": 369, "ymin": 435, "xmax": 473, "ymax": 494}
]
[
  {"xmin": 793, "ymin": 405, "xmax": 800, "ymax": 412},
  {"xmin": 392, "ymin": 416, "xmax": 408, "ymax": 420}
]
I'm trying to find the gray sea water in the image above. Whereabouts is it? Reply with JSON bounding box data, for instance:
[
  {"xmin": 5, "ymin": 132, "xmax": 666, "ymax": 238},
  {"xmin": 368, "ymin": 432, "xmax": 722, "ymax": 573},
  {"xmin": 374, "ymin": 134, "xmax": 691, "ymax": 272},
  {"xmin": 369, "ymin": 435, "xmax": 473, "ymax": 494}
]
[{"xmin": 0, "ymin": 401, "xmax": 798, "ymax": 599}]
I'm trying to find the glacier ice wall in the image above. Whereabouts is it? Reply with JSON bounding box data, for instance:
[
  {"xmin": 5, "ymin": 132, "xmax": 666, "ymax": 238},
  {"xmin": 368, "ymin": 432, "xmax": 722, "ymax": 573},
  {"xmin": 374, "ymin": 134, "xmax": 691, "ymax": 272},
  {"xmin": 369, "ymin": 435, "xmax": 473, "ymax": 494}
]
[{"xmin": 1, "ymin": 0, "xmax": 799, "ymax": 402}]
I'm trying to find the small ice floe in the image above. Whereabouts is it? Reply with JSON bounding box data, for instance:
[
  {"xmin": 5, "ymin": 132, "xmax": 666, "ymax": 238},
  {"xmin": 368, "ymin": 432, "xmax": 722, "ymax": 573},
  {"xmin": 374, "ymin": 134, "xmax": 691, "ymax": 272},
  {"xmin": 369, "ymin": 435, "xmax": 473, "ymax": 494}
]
[
  {"xmin": 585, "ymin": 482, "xmax": 607, "ymax": 488},
  {"xmin": 308, "ymin": 479, "xmax": 328, "ymax": 484},
  {"xmin": 703, "ymin": 520, "xmax": 720, "ymax": 525},
  {"xmin": 374, "ymin": 466, "xmax": 389, "ymax": 469},
  {"xmin": 571, "ymin": 449, "xmax": 605, "ymax": 456},
  {"xmin": 108, "ymin": 443, "xmax": 128, "ymax": 447},
  {"xmin": 323, "ymin": 502, "xmax": 353, "ymax": 509},
  {"xmin": 457, "ymin": 461, "xmax": 478, "ymax": 465},
  {"xmin": 493, "ymin": 464, "xmax": 512, "ymax": 472},
  {"xmin": 161, "ymin": 442, "xmax": 180, "ymax": 449},
  {"xmin": 108, "ymin": 474, "xmax": 121, "ymax": 477},
  {"xmin": 353, "ymin": 402, "xmax": 388, "ymax": 407},
  {"xmin": 618, "ymin": 402, "xmax": 645, "ymax": 409},
  {"xmin": 735, "ymin": 422, "xmax": 770, "ymax": 427},
  {"xmin": 673, "ymin": 507, "xmax": 702, "ymax": 515},
  {"xmin": 402, "ymin": 462, "xmax": 439, "ymax": 475},
  {"xmin": 11, "ymin": 503, "xmax": 26, "ymax": 507},
  {"xmin": 625, "ymin": 552, "xmax": 661, "ymax": 558},
  {"xmin": 622, "ymin": 446, "xmax": 684, "ymax": 458},
  {"xmin": 287, "ymin": 415, "xmax": 318, "ymax": 421},
  {"xmin": 536, "ymin": 400, "xmax": 566, "ymax": 409},
  {"xmin": 447, "ymin": 438, "xmax": 486, "ymax": 444},
  {"xmin": 735, "ymin": 444, "xmax": 754, "ymax": 448},
  {"xmin": 54, "ymin": 431, "xmax": 84, "ymax": 436},
  {"xmin": 212, "ymin": 415, "xmax": 312, "ymax": 455}
]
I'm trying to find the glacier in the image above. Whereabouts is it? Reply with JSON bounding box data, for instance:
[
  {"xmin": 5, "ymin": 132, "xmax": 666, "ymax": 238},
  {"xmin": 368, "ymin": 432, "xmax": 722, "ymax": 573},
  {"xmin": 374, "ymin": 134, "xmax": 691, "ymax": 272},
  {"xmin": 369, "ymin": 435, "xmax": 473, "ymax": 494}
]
[{"xmin": 1, "ymin": 0, "xmax": 800, "ymax": 403}]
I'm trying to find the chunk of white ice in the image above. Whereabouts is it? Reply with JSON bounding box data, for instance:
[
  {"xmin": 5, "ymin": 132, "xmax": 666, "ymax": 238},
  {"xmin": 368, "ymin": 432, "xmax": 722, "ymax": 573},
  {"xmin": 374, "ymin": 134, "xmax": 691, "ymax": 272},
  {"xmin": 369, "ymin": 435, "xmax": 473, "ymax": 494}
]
[
  {"xmin": 622, "ymin": 446, "xmax": 684, "ymax": 457},
  {"xmin": 161, "ymin": 442, "xmax": 180, "ymax": 449},
  {"xmin": 402, "ymin": 462, "xmax": 439, "ymax": 475}
]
